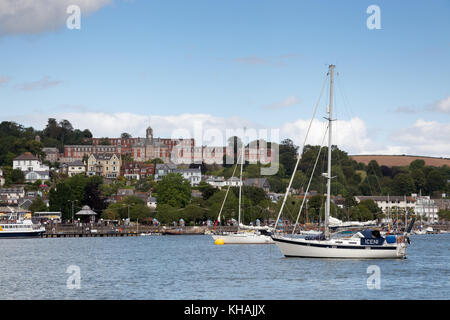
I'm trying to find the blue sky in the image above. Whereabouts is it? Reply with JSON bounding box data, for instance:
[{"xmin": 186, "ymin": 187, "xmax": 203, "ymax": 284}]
[{"xmin": 0, "ymin": 0, "xmax": 449, "ymax": 156}]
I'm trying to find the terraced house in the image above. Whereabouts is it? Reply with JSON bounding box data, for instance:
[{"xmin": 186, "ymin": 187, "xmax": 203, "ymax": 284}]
[{"xmin": 87, "ymin": 154, "xmax": 121, "ymax": 178}]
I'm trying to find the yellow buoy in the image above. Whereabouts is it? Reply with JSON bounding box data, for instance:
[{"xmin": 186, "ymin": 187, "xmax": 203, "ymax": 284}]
[{"xmin": 214, "ymin": 238, "xmax": 225, "ymax": 245}]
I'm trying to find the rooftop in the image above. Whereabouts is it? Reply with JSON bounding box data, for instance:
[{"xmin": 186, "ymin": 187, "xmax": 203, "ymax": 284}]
[{"xmin": 14, "ymin": 152, "xmax": 39, "ymax": 161}]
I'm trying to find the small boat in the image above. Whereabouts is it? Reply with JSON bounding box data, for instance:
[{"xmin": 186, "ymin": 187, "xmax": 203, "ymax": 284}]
[
  {"xmin": 162, "ymin": 226, "xmax": 205, "ymax": 235},
  {"xmin": 0, "ymin": 219, "xmax": 45, "ymax": 238},
  {"xmin": 211, "ymin": 230, "xmax": 274, "ymax": 244},
  {"xmin": 210, "ymin": 139, "xmax": 274, "ymax": 244}
]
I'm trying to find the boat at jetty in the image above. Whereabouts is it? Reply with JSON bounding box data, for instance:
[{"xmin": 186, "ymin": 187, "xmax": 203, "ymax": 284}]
[
  {"xmin": 0, "ymin": 216, "xmax": 45, "ymax": 239},
  {"xmin": 271, "ymin": 65, "xmax": 414, "ymax": 259}
]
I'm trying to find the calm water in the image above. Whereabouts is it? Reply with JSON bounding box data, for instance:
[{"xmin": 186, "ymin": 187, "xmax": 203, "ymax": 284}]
[{"xmin": 0, "ymin": 234, "xmax": 449, "ymax": 299}]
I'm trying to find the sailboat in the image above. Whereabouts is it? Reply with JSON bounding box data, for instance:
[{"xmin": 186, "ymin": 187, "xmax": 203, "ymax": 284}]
[
  {"xmin": 271, "ymin": 65, "xmax": 414, "ymax": 258},
  {"xmin": 211, "ymin": 133, "xmax": 274, "ymax": 244}
]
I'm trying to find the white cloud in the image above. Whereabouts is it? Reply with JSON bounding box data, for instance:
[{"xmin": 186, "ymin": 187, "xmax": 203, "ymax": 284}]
[
  {"xmin": 0, "ymin": 0, "xmax": 111, "ymax": 36},
  {"xmin": 279, "ymin": 117, "xmax": 373, "ymax": 155},
  {"xmin": 434, "ymin": 96, "xmax": 450, "ymax": 113},
  {"xmin": 389, "ymin": 119, "xmax": 450, "ymax": 157},
  {"xmin": 264, "ymin": 96, "xmax": 300, "ymax": 110},
  {"xmin": 395, "ymin": 96, "xmax": 450, "ymax": 114}
]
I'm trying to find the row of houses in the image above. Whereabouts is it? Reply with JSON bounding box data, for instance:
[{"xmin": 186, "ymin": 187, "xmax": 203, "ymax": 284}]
[
  {"xmin": 288, "ymin": 193, "xmax": 443, "ymax": 224},
  {"xmin": 61, "ymin": 155, "xmax": 203, "ymax": 186},
  {"xmin": 204, "ymin": 176, "xmax": 271, "ymax": 193}
]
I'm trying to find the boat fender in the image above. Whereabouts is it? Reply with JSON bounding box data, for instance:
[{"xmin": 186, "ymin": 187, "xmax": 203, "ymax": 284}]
[{"xmin": 386, "ymin": 235, "xmax": 396, "ymax": 244}]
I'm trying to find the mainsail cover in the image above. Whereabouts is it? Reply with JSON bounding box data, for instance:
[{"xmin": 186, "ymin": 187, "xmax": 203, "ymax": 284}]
[{"xmin": 328, "ymin": 216, "xmax": 377, "ymax": 228}]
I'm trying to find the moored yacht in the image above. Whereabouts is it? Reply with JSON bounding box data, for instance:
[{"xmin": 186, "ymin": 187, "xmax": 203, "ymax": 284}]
[{"xmin": 271, "ymin": 65, "xmax": 414, "ymax": 259}]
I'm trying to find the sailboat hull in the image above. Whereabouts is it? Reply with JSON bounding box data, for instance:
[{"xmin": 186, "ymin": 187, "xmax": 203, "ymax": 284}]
[
  {"xmin": 211, "ymin": 233, "xmax": 274, "ymax": 244},
  {"xmin": 272, "ymin": 236, "xmax": 406, "ymax": 259}
]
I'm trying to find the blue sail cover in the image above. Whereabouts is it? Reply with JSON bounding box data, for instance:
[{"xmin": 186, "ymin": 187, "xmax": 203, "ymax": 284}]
[{"xmin": 360, "ymin": 229, "xmax": 385, "ymax": 245}]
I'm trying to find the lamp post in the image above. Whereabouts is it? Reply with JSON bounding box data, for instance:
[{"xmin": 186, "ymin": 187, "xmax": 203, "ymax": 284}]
[
  {"xmin": 121, "ymin": 204, "xmax": 131, "ymax": 226},
  {"xmin": 68, "ymin": 199, "xmax": 79, "ymax": 224}
]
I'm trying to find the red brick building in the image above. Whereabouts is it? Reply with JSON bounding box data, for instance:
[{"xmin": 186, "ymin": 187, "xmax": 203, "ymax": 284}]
[{"xmin": 121, "ymin": 162, "xmax": 155, "ymax": 180}]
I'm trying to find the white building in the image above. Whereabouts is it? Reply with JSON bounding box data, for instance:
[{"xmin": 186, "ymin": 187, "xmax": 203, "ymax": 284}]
[
  {"xmin": 13, "ymin": 152, "xmax": 50, "ymax": 183},
  {"xmin": 61, "ymin": 160, "xmax": 86, "ymax": 177},
  {"xmin": 225, "ymin": 176, "xmax": 242, "ymax": 187},
  {"xmin": 413, "ymin": 195, "xmax": 439, "ymax": 224},
  {"xmin": 355, "ymin": 196, "xmax": 416, "ymax": 214},
  {"xmin": 205, "ymin": 176, "xmax": 226, "ymax": 188},
  {"xmin": 356, "ymin": 194, "xmax": 439, "ymax": 224},
  {"xmin": 173, "ymin": 167, "xmax": 202, "ymax": 187},
  {"xmin": 148, "ymin": 196, "xmax": 157, "ymax": 209},
  {"xmin": 0, "ymin": 168, "xmax": 5, "ymax": 187},
  {"xmin": 154, "ymin": 163, "xmax": 177, "ymax": 181}
]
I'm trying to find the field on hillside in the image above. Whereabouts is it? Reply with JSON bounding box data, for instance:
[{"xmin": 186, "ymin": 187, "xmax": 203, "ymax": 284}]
[{"xmin": 350, "ymin": 155, "xmax": 450, "ymax": 167}]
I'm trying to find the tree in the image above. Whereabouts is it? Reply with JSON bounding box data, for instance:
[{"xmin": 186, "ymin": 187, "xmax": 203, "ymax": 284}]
[
  {"xmin": 181, "ymin": 204, "xmax": 205, "ymax": 224},
  {"xmin": 49, "ymin": 182, "xmax": 72, "ymax": 220},
  {"xmin": 10, "ymin": 169, "xmax": 25, "ymax": 184},
  {"xmin": 409, "ymin": 159, "xmax": 425, "ymax": 171},
  {"xmin": 206, "ymin": 189, "xmax": 238, "ymax": 222},
  {"xmin": 98, "ymin": 138, "xmax": 110, "ymax": 145},
  {"xmin": 155, "ymin": 173, "xmax": 191, "ymax": 208},
  {"xmin": 198, "ymin": 181, "xmax": 218, "ymax": 200},
  {"xmin": 391, "ymin": 173, "xmax": 415, "ymax": 196},
  {"xmin": 147, "ymin": 158, "xmax": 164, "ymax": 165},
  {"xmin": 231, "ymin": 186, "xmax": 267, "ymax": 206},
  {"xmin": 367, "ymin": 160, "xmax": 382, "ymax": 177},
  {"xmin": 155, "ymin": 204, "xmax": 179, "ymax": 224},
  {"xmin": 411, "ymin": 169, "xmax": 426, "ymax": 193},
  {"xmin": 84, "ymin": 178, "xmax": 107, "ymax": 212},
  {"xmin": 426, "ymin": 169, "xmax": 446, "ymax": 194},
  {"xmin": 279, "ymin": 139, "xmax": 298, "ymax": 177},
  {"xmin": 120, "ymin": 132, "xmax": 132, "ymax": 139},
  {"xmin": 29, "ymin": 196, "xmax": 48, "ymax": 213}
]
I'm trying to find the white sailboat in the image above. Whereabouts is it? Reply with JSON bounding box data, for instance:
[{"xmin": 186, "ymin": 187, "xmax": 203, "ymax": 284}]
[
  {"xmin": 211, "ymin": 132, "xmax": 274, "ymax": 244},
  {"xmin": 271, "ymin": 65, "xmax": 414, "ymax": 258}
]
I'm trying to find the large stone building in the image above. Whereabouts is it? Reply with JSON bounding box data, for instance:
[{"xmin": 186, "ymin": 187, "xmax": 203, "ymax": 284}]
[
  {"xmin": 87, "ymin": 154, "xmax": 121, "ymax": 179},
  {"xmin": 63, "ymin": 124, "xmax": 273, "ymax": 165}
]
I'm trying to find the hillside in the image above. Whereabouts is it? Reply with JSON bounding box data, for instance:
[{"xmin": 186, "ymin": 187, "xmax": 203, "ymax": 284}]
[{"xmin": 350, "ymin": 155, "xmax": 450, "ymax": 167}]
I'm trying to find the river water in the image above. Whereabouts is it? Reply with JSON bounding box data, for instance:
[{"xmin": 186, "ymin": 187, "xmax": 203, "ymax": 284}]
[{"xmin": 1, "ymin": 234, "xmax": 448, "ymax": 299}]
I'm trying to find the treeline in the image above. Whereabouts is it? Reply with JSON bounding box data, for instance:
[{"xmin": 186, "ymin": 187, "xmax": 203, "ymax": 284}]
[
  {"xmin": 0, "ymin": 119, "xmax": 92, "ymax": 167},
  {"xmin": 206, "ymin": 139, "xmax": 450, "ymax": 198}
]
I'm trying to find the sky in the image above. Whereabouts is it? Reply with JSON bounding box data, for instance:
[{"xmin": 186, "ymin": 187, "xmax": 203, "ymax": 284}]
[{"xmin": 0, "ymin": 0, "xmax": 449, "ymax": 157}]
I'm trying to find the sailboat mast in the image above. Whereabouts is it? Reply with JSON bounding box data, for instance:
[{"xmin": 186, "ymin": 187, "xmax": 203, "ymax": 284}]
[
  {"xmin": 238, "ymin": 131, "xmax": 245, "ymax": 230},
  {"xmin": 325, "ymin": 64, "xmax": 335, "ymax": 239}
]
